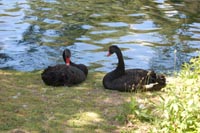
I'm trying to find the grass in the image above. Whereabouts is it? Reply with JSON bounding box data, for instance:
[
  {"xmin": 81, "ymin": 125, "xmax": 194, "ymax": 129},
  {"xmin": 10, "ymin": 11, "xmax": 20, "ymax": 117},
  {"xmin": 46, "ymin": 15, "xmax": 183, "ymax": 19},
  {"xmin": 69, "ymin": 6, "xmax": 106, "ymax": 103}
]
[
  {"xmin": 153, "ymin": 57, "xmax": 200, "ymax": 133},
  {"xmin": 125, "ymin": 56, "xmax": 200, "ymax": 133},
  {"xmin": 0, "ymin": 69, "xmax": 132, "ymax": 132},
  {"xmin": 0, "ymin": 56, "xmax": 199, "ymax": 132}
]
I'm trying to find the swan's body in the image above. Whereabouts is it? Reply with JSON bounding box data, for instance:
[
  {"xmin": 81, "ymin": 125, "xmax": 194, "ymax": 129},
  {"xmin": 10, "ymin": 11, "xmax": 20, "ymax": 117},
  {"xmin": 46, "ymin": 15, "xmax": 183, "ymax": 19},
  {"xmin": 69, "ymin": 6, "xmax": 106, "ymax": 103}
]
[
  {"xmin": 103, "ymin": 45, "xmax": 166, "ymax": 92},
  {"xmin": 41, "ymin": 49, "xmax": 88, "ymax": 86}
]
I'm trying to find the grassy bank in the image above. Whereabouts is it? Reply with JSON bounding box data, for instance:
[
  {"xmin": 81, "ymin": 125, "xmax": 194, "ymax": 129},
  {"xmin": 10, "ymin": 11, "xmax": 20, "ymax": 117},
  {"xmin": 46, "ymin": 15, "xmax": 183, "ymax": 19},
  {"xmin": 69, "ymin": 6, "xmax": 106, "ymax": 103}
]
[
  {"xmin": 0, "ymin": 57, "xmax": 199, "ymax": 132},
  {"xmin": 125, "ymin": 57, "xmax": 200, "ymax": 132},
  {"xmin": 153, "ymin": 57, "xmax": 200, "ymax": 133},
  {"xmin": 0, "ymin": 69, "xmax": 163, "ymax": 133},
  {"xmin": 0, "ymin": 70, "xmax": 130, "ymax": 132}
]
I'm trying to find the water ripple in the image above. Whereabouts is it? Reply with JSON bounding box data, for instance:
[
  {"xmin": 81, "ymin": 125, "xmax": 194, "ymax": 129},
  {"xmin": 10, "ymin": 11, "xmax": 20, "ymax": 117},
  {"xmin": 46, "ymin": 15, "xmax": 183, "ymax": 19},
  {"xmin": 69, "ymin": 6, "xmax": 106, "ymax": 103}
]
[{"xmin": 0, "ymin": 0, "xmax": 200, "ymax": 74}]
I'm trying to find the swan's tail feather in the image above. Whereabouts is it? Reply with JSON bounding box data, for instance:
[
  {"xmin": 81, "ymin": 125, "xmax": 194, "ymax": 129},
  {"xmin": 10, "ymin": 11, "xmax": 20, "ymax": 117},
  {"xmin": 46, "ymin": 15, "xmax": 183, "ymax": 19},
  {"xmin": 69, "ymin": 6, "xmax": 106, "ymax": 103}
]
[
  {"xmin": 156, "ymin": 74, "xmax": 166, "ymax": 85},
  {"xmin": 137, "ymin": 72, "xmax": 166, "ymax": 91}
]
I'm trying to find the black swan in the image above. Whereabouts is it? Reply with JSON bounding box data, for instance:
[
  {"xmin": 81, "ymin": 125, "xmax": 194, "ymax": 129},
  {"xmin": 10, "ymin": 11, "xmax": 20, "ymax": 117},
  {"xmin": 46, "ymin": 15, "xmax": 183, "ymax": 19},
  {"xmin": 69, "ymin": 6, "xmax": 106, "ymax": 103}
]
[
  {"xmin": 103, "ymin": 45, "xmax": 166, "ymax": 92},
  {"xmin": 41, "ymin": 49, "xmax": 88, "ymax": 86}
]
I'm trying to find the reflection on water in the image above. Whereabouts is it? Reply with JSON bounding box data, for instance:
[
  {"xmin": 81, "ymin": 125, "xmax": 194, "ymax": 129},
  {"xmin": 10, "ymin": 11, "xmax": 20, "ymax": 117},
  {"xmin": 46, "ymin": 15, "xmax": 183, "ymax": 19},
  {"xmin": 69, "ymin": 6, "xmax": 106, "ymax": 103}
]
[{"xmin": 0, "ymin": 0, "xmax": 200, "ymax": 74}]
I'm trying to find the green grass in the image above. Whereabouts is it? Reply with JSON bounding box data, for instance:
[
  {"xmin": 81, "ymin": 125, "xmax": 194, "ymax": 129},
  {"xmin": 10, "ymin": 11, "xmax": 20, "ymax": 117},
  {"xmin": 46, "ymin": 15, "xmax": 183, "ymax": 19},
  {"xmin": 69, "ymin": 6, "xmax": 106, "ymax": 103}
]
[
  {"xmin": 125, "ymin": 56, "xmax": 200, "ymax": 133},
  {"xmin": 0, "ymin": 70, "xmax": 132, "ymax": 132},
  {"xmin": 153, "ymin": 57, "xmax": 200, "ymax": 133},
  {"xmin": 1, "ymin": 57, "xmax": 199, "ymax": 132}
]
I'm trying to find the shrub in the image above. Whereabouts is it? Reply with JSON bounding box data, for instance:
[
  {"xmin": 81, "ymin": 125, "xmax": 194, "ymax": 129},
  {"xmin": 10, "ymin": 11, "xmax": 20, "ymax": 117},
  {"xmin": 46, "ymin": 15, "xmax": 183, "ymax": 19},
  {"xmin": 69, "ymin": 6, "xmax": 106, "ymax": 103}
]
[
  {"xmin": 127, "ymin": 56, "xmax": 200, "ymax": 133},
  {"xmin": 152, "ymin": 56, "xmax": 200, "ymax": 133}
]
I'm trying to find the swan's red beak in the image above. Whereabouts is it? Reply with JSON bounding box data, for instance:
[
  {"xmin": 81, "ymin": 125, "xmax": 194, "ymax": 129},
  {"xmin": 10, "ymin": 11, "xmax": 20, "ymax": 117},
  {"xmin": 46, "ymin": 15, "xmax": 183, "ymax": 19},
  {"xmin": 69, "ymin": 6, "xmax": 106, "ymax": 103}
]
[
  {"xmin": 107, "ymin": 52, "xmax": 111, "ymax": 56},
  {"xmin": 65, "ymin": 57, "xmax": 70, "ymax": 66}
]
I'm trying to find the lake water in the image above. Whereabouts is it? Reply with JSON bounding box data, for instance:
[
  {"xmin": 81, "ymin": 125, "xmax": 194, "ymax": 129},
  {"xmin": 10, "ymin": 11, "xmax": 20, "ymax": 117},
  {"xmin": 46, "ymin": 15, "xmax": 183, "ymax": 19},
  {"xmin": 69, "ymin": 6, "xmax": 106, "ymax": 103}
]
[{"xmin": 0, "ymin": 0, "xmax": 200, "ymax": 74}]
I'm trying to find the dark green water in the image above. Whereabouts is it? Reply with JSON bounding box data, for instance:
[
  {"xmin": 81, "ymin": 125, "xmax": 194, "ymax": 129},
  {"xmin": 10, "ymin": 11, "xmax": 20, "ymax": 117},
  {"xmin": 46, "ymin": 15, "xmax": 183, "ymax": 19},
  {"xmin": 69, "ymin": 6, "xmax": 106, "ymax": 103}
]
[{"xmin": 0, "ymin": 0, "xmax": 200, "ymax": 74}]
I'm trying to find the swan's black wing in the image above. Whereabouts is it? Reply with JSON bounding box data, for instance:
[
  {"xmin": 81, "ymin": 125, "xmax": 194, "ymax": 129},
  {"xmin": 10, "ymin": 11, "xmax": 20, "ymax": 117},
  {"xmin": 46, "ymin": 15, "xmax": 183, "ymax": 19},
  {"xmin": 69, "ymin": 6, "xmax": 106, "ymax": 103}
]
[
  {"xmin": 41, "ymin": 64, "xmax": 86, "ymax": 86},
  {"xmin": 103, "ymin": 69, "xmax": 166, "ymax": 92}
]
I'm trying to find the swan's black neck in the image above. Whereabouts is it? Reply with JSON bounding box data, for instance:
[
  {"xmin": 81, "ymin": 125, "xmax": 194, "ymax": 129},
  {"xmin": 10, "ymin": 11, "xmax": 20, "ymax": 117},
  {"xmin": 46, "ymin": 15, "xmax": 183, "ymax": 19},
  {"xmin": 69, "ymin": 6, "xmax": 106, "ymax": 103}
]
[{"xmin": 114, "ymin": 48, "xmax": 125, "ymax": 74}]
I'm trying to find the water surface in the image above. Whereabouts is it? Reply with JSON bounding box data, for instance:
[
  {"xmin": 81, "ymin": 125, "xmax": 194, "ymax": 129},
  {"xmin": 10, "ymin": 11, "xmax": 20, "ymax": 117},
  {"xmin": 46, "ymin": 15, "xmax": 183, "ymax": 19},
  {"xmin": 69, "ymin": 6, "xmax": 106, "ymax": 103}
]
[{"xmin": 0, "ymin": 0, "xmax": 200, "ymax": 74}]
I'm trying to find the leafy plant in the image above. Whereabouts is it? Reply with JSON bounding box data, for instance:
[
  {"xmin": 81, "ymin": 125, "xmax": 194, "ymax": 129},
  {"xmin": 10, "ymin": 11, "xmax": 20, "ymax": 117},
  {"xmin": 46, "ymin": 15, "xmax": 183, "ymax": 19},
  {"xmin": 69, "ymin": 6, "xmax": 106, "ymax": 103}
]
[
  {"xmin": 126, "ymin": 56, "xmax": 200, "ymax": 133},
  {"xmin": 152, "ymin": 56, "xmax": 200, "ymax": 133},
  {"xmin": 125, "ymin": 97, "xmax": 155, "ymax": 125}
]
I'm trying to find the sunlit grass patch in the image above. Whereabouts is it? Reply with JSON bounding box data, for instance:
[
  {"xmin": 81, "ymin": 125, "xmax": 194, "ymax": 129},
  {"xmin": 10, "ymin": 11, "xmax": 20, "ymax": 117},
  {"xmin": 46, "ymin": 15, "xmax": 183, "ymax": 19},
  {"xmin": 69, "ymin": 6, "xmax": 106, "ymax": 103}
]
[
  {"xmin": 124, "ymin": 56, "xmax": 200, "ymax": 132},
  {"xmin": 67, "ymin": 112, "xmax": 104, "ymax": 127},
  {"xmin": 154, "ymin": 57, "xmax": 200, "ymax": 132},
  {"xmin": 156, "ymin": 57, "xmax": 200, "ymax": 132}
]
